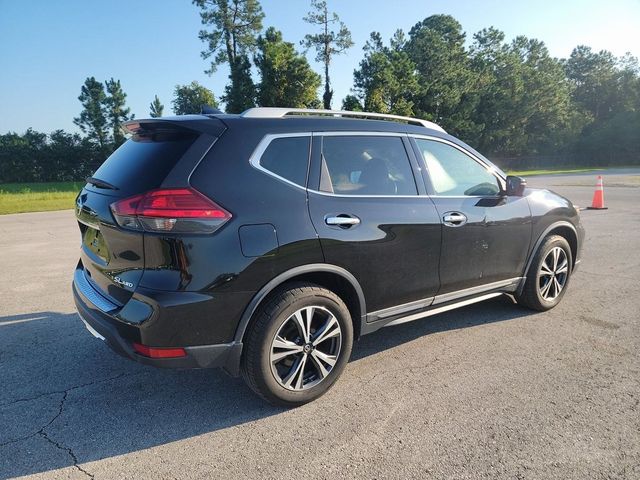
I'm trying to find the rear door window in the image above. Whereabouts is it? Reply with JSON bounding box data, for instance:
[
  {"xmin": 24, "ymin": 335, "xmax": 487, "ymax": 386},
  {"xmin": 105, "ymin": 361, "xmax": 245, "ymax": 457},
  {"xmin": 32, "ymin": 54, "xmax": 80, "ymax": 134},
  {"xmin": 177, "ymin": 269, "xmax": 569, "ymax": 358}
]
[
  {"xmin": 258, "ymin": 136, "xmax": 311, "ymax": 187},
  {"xmin": 89, "ymin": 132, "xmax": 197, "ymax": 195},
  {"xmin": 320, "ymin": 135, "xmax": 417, "ymax": 195}
]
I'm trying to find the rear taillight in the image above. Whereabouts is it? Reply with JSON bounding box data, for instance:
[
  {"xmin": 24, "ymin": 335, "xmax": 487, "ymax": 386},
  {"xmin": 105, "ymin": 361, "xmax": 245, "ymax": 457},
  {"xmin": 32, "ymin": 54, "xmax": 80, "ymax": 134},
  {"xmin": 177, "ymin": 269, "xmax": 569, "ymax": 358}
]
[{"xmin": 110, "ymin": 188, "xmax": 231, "ymax": 234}]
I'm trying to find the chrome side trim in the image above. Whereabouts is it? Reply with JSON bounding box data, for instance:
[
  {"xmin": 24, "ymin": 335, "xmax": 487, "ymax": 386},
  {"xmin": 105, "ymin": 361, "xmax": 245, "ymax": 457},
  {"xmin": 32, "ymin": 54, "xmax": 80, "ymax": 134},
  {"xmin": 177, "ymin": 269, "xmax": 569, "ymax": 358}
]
[
  {"xmin": 433, "ymin": 277, "xmax": 522, "ymax": 305},
  {"xmin": 385, "ymin": 293, "xmax": 503, "ymax": 327},
  {"xmin": 368, "ymin": 296, "xmax": 435, "ymax": 322}
]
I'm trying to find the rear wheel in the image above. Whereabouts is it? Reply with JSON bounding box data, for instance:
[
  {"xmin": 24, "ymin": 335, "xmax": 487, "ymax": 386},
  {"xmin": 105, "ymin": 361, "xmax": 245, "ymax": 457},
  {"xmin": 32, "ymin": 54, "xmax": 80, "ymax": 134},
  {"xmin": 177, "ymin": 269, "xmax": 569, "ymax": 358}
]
[
  {"xmin": 517, "ymin": 235, "xmax": 572, "ymax": 311},
  {"xmin": 241, "ymin": 283, "xmax": 353, "ymax": 407}
]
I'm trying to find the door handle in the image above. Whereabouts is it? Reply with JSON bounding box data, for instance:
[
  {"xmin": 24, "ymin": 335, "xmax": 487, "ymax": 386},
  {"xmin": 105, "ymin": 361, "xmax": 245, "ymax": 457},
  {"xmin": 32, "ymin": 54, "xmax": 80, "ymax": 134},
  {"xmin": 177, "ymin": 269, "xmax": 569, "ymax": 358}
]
[
  {"xmin": 443, "ymin": 211, "xmax": 467, "ymax": 227},
  {"xmin": 325, "ymin": 215, "xmax": 361, "ymax": 228}
]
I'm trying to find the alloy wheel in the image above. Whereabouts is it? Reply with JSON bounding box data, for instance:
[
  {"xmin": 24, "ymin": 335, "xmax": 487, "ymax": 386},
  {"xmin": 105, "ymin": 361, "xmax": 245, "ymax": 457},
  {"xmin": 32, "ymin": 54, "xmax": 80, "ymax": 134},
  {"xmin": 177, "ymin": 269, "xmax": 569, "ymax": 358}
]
[
  {"xmin": 269, "ymin": 306, "xmax": 342, "ymax": 391},
  {"xmin": 538, "ymin": 246, "xmax": 569, "ymax": 301}
]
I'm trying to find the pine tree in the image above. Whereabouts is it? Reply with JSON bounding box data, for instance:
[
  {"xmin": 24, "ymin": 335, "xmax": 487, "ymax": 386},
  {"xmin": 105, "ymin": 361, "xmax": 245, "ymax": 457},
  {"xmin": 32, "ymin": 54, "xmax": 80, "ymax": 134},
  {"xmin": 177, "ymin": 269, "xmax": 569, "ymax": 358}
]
[
  {"xmin": 352, "ymin": 31, "xmax": 418, "ymax": 116},
  {"xmin": 149, "ymin": 95, "xmax": 164, "ymax": 118},
  {"xmin": 255, "ymin": 27, "xmax": 321, "ymax": 108},
  {"xmin": 302, "ymin": 0, "xmax": 353, "ymax": 109},
  {"xmin": 104, "ymin": 78, "xmax": 133, "ymax": 146},
  {"xmin": 193, "ymin": 0, "xmax": 264, "ymax": 112},
  {"xmin": 223, "ymin": 55, "xmax": 256, "ymax": 112},
  {"xmin": 73, "ymin": 77, "xmax": 109, "ymax": 149}
]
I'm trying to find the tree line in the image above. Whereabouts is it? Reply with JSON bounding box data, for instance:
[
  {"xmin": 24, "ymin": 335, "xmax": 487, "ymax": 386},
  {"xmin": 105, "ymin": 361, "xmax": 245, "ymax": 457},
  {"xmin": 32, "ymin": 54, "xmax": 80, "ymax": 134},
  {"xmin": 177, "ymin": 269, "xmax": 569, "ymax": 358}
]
[{"xmin": 2, "ymin": 1, "xmax": 638, "ymax": 183}]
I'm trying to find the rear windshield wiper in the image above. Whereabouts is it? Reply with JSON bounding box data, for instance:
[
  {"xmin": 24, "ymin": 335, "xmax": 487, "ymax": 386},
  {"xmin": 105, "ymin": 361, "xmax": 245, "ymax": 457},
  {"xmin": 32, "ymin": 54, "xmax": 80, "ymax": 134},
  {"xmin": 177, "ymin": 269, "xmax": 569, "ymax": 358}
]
[{"xmin": 86, "ymin": 177, "xmax": 119, "ymax": 190}]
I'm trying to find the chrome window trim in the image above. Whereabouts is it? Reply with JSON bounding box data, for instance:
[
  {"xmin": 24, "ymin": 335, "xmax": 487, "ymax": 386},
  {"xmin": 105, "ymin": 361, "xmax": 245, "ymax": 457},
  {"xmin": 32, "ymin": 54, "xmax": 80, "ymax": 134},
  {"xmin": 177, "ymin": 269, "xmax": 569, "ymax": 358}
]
[
  {"xmin": 248, "ymin": 130, "xmax": 506, "ymax": 199},
  {"xmin": 248, "ymin": 132, "xmax": 312, "ymax": 191},
  {"xmin": 308, "ymin": 190, "xmax": 422, "ymax": 199}
]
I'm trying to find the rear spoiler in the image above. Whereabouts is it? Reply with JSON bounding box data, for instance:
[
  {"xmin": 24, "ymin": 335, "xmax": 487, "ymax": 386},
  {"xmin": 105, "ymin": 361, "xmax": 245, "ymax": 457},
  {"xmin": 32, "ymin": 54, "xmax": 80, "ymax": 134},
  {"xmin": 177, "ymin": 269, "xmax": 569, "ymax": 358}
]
[{"xmin": 123, "ymin": 116, "xmax": 227, "ymax": 138}]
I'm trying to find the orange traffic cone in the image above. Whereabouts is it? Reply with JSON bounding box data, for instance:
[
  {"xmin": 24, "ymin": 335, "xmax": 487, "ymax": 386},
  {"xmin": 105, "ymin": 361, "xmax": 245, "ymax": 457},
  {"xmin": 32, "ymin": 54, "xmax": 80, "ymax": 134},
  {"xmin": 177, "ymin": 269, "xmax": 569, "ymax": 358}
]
[{"xmin": 587, "ymin": 175, "xmax": 607, "ymax": 210}]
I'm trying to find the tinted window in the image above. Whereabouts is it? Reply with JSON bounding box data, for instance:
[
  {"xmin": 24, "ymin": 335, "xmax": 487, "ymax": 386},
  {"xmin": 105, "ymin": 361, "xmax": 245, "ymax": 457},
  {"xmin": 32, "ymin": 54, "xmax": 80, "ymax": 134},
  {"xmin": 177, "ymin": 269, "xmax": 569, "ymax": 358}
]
[
  {"xmin": 321, "ymin": 136, "xmax": 417, "ymax": 195},
  {"xmin": 415, "ymin": 139, "xmax": 500, "ymax": 196},
  {"xmin": 90, "ymin": 133, "xmax": 197, "ymax": 194},
  {"xmin": 259, "ymin": 136, "xmax": 310, "ymax": 187}
]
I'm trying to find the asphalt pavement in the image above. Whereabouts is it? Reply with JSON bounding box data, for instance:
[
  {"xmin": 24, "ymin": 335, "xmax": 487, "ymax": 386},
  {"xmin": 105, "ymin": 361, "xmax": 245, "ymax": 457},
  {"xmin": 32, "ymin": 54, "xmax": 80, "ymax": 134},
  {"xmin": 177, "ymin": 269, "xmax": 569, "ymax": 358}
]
[{"xmin": 1, "ymin": 169, "xmax": 639, "ymax": 479}]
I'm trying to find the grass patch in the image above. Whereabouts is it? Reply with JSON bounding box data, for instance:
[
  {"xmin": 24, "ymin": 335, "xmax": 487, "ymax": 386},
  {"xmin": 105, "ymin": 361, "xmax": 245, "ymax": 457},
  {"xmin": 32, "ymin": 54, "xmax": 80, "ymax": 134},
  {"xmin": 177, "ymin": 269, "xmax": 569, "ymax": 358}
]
[{"xmin": 0, "ymin": 181, "xmax": 83, "ymax": 215}]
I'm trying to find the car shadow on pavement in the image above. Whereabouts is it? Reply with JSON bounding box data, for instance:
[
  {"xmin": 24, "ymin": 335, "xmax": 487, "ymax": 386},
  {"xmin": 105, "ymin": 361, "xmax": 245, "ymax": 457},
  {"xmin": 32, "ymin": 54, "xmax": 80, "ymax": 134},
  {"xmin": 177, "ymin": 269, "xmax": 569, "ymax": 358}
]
[{"xmin": 0, "ymin": 296, "xmax": 534, "ymax": 478}]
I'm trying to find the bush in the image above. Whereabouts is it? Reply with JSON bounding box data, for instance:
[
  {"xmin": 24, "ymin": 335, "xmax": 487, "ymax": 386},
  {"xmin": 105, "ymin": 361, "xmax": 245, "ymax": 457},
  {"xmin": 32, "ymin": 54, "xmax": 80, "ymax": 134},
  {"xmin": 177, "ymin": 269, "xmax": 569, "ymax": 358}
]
[{"xmin": 0, "ymin": 129, "xmax": 111, "ymax": 183}]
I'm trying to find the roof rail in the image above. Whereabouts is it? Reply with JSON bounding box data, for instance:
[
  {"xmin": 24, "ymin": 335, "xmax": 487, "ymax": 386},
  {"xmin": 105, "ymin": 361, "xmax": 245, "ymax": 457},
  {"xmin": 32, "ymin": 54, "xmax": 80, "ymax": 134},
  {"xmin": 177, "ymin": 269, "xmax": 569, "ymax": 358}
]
[{"xmin": 240, "ymin": 107, "xmax": 446, "ymax": 133}]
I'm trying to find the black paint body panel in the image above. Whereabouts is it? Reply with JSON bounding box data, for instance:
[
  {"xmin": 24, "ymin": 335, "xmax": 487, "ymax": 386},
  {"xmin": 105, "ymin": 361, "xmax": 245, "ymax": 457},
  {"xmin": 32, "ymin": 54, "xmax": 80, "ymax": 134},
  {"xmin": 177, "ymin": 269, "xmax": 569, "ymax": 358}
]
[{"xmin": 72, "ymin": 113, "xmax": 584, "ymax": 373}]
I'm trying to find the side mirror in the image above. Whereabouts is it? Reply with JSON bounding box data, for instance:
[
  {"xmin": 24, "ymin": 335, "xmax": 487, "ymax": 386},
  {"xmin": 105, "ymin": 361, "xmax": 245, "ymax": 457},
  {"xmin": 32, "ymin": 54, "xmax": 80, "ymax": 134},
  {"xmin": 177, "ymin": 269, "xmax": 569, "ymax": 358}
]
[{"xmin": 505, "ymin": 175, "xmax": 527, "ymax": 196}]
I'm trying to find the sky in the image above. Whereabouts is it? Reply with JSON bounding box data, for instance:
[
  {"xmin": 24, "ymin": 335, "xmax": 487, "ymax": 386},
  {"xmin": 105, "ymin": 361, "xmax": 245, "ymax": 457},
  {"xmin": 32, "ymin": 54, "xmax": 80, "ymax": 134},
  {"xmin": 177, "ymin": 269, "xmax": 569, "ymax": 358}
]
[{"xmin": 1, "ymin": 0, "xmax": 639, "ymax": 134}]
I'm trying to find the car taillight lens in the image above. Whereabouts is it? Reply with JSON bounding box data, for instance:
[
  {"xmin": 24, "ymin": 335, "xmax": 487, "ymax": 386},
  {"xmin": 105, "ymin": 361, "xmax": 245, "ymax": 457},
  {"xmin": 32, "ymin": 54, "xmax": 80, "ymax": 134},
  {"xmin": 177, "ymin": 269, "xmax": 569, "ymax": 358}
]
[{"xmin": 110, "ymin": 188, "xmax": 231, "ymax": 234}]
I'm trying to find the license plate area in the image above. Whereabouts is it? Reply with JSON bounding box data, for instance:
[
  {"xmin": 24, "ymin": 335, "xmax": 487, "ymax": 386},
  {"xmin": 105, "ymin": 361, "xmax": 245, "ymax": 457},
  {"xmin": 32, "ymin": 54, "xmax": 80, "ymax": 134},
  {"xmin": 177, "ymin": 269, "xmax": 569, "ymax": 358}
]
[{"xmin": 83, "ymin": 227, "xmax": 110, "ymax": 262}]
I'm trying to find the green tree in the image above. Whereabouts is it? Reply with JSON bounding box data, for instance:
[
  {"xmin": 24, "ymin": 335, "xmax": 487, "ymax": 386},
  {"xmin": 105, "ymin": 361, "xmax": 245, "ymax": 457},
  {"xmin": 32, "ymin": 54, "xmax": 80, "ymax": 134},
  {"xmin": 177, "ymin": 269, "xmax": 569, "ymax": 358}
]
[
  {"xmin": 405, "ymin": 15, "xmax": 477, "ymax": 136},
  {"xmin": 193, "ymin": 0, "xmax": 264, "ymax": 112},
  {"xmin": 223, "ymin": 54, "xmax": 256, "ymax": 112},
  {"xmin": 104, "ymin": 78, "xmax": 133, "ymax": 147},
  {"xmin": 352, "ymin": 30, "xmax": 418, "ymax": 116},
  {"xmin": 0, "ymin": 129, "xmax": 97, "ymax": 183},
  {"xmin": 509, "ymin": 36, "xmax": 574, "ymax": 154},
  {"xmin": 254, "ymin": 27, "xmax": 321, "ymax": 108},
  {"xmin": 564, "ymin": 46, "xmax": 639, "ymax": 122},
  {"xmin": 149, "ymin": 95, "xmax": 164, "ymax": 118},
  {"xmin": 73, "ymin": 77, "xmax": 109, "ymax": 149},
  {"xmin": 302, "ymin": 0, "xmax": 354, "ymax": 109},
  {"xmin": 341, "ymin": 94, "xmax": 363, "ymax": 111},
  {"xmin": 467, "ymin": 29, "xmax": 575, "ymax": 155},
  {"xmin": 172, "ymin": 81, "xmax": 218, "ymax": 115}
]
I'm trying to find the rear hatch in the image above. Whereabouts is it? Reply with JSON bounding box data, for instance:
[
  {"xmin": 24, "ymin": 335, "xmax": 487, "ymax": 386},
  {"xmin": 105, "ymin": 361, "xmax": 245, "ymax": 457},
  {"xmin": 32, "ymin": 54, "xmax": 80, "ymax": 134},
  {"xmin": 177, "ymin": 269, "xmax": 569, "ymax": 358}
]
[{"xmin": 75, "ymin": 119, "xmax": 221, "ymax": 306}]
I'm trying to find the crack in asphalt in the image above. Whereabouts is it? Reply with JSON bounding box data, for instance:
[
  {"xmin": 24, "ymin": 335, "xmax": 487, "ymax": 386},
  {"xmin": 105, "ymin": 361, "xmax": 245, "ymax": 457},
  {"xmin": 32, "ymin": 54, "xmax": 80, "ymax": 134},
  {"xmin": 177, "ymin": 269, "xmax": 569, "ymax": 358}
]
[
  {"xmin": 0, "ymin": 371, "xmax": 135, "ymax": 408},
  {"xmin": 36, "ymin": 391, "xmax": 93, "ymax": 478},
  {"xmin": 39, "ymin": 430, "xmax": 94, "ymax": 479},
  {"xmin": 0, "ymin": 371, "xmax": 140, "ymax": 477}
]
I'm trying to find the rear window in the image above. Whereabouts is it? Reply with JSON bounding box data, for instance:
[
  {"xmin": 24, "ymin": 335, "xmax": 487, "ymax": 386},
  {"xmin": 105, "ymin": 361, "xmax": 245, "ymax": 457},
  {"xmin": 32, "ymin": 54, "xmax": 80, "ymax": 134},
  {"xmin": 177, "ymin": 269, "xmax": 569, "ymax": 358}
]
[
  {"xmin": 89, "ymin": 133, "xmax": 197, "ymax": 194},
  {"xmin": 258, "ymin": 136, "xmax": 310, "ymax": 187}
]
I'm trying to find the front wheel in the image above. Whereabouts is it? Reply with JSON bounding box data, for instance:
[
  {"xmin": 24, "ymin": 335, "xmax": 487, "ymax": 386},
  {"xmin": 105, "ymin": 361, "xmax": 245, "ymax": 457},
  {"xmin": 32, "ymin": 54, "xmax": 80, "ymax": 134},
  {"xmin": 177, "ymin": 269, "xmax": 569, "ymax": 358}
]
[
  {"xmin": 516, "ymin": 234, "xmax": 572, "ymax": 311},
  {"xmin": 241, "ymin": 283, "xmax": 353, "ymax": 407}
]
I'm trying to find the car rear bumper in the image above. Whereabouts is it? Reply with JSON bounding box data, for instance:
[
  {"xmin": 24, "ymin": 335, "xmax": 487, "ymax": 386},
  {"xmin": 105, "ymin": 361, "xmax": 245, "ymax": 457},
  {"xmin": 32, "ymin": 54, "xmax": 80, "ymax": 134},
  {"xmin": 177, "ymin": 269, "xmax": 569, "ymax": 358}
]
[{"xmin": 72, "ymin": 270, "xmax": 243, "ymax": 375}]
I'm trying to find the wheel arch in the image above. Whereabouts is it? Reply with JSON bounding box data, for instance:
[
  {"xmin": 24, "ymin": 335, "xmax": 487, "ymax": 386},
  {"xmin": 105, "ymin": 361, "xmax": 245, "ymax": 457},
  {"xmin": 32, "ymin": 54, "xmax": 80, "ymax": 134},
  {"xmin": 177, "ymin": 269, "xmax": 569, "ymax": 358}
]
[
  {"xmin": 233, "ymin": 264, "xmax": 367, "ymax": 347},
  {"xmin": 517, "ymin": 221, "xmax": 578, "ymax": 295}
]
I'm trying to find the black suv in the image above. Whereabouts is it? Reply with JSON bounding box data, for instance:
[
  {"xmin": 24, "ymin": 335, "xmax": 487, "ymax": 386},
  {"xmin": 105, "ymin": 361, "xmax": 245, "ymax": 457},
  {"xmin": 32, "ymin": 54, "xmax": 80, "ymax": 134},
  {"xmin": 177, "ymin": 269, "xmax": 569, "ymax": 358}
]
[{"xmin": 73, "ymin": 108, "xmax": 584, "ymax": 406}]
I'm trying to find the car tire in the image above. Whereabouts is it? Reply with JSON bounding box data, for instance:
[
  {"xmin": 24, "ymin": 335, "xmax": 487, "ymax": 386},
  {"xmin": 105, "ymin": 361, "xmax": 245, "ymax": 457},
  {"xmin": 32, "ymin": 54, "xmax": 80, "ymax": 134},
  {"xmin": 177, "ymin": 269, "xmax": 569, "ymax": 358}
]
[
  {"xmin": 241, "ymin": 282, "xmax": 354, "ymax": 407},
  {"xmin": 517, "ymin": 235, "xmax": 573, "ymax": 311}
]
